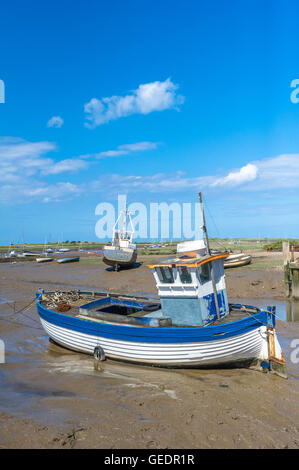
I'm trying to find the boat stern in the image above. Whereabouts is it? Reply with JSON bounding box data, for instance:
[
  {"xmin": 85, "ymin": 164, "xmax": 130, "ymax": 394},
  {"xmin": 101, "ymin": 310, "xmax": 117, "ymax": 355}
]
[{"xmin": 255, "ymin": 306, "xmax": 287, "ymax": 379}]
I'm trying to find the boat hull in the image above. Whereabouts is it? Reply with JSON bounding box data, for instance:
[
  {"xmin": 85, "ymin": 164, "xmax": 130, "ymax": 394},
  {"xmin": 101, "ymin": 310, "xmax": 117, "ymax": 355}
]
[
  {"xmin": 224, "ymin": 255, "xmax": 252, "ymax": 268},
  {"xmin": 102, "ymin": 246, "xmax": 137, "ymax": 268},
  {"xmin": 56, "ymin": 257, "xmax": 80, "ymax": 264},
  {"xmin": 36, "ymin": 293, "xmax": 284, "ymax": 370},
  {"xmin": 36, "ymin": 257, "xmax": 54, "ymax": 263}
]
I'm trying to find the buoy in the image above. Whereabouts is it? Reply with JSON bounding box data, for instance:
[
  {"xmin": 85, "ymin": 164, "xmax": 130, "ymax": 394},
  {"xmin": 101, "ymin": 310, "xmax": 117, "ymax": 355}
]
[{"xmin": 143, "ymin": 302, "xmax": 160, "ymax": 312}]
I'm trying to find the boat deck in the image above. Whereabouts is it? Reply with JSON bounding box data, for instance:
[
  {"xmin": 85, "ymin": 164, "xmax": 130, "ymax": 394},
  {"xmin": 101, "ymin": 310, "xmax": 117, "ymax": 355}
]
[{"xmin": 39, "ymin": 291, "xmax": 260, "ymax": 328}]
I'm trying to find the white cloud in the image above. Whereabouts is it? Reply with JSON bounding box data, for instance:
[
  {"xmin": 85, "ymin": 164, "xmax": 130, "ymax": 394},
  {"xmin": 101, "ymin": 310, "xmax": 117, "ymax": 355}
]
[
  {"xmin": 24, "ymin": 182, "xmax": 80, "ymax": 202},
  {"xmin": 88, "ymin": 153, "xmax": 299, "ymax": 195},
  {"xmin": 211, "ymin": 154, "xmax": 299, "ymax": 192},
  {"xmin": 0, "ymin": 137, "xmax": 161, "ymax": 203},
  {"xmin": 96, "ymin": 141, "xmax": 160, "ymax": 158},
  {"xmin": 212, "ymin": 163, "xmax": 258, "ymax": 187},
  {"xmin": 0, "ymin": 137, "xmax": 56, "ymax": 161},
  {"xmin": 84, "ymin": 78, "xmax": 184, "ymax": 128},
  {"xmin": 0, "ymin": 180, "xmax": 81, "ymax": 204},
  {"xmin": 0, "ymin": 138, "xmax": 85, "ymax": 204},
  {"xmin": 47, "ymin": 116, "xmax": 64, "ymax": 128},
  {"xmin": 0, "ymin": 138, "xmax": 88, "ymax": 181},
  {"xmin": 2, "ymin": 139, "xmax": 299, "ymax": 205},
  {"xmin": 0, "ymin": 138, "xmax": 57, "ymax": 183},
  {"xmin": 89, "ymin": 172, "xmax": 213, "ymax": 194},
  {"xmin": 42, "ymin": 158, "xmax": 88, "ymax": 175}
]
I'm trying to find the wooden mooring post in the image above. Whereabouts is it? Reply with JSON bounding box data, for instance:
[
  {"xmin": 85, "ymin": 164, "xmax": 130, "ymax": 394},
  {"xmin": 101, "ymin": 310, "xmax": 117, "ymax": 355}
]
[{"xmin": 283, "ymin": 241, "xmax": 299, "ymax": 299}]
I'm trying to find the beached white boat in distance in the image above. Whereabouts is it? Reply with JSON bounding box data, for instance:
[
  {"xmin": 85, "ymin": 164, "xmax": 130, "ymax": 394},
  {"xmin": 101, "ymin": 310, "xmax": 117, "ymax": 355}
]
[
  {"xmin": 36, "ymin": 257, "xmax": 54, "ymax": 263},
  {"xmin": 56, "ymin": 256, "xmax": 80, "ymax": 264},
  {"xmin": 102, "ymin": 208, "xmax": 137, "ymax": 271},
  {"xmin": 224, "ymin": 253, "xmax": 252, "ymax": 268}
]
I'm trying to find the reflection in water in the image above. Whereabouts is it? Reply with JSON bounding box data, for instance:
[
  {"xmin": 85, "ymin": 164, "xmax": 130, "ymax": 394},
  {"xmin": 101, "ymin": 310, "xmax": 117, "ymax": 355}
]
[{"xmin": 230, "ymin": 298, "xmax": 299, "ymax": 323}]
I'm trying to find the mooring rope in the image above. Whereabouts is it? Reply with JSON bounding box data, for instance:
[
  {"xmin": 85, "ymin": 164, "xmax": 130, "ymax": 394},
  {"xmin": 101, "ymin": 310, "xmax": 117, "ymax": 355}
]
[{"xmin": 0, "ymin": 298, "xmax": 42, "ymax": 329}]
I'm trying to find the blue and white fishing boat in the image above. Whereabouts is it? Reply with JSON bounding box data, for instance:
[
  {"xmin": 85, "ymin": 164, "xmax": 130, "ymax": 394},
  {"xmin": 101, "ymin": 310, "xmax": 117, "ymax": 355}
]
[
  {"xmin": 35, "ymin": 193, "xmax": 286, "ymax": 377},
  {"xmin": 102, "ymin": 207, "xmax": 137, "ymax": 271}
]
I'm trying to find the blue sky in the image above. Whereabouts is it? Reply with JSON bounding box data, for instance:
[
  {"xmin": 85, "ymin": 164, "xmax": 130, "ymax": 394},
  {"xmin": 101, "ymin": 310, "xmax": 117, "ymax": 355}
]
[{"xmin": 1, "ymin": 0, "xmax": 299, "ymax": 243}]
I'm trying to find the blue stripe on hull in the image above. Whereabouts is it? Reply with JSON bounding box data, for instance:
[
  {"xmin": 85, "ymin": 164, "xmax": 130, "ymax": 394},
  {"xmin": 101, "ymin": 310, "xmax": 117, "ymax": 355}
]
[{"xmin": 36, "ymin": 296, "xmax": 268, "ymax": 344}]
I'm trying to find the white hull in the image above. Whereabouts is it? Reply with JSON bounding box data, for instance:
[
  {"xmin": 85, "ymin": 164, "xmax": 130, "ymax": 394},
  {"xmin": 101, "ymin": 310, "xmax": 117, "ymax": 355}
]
[
  {"xmin": 41, "ymin": 318, "xmax": 270, "ymax": 367},
  {"xmin": 56, "ymin": 257, "xmax": 80, "ymax": 264},
  {"xmin": 224, "ymin": 254, "xmax": 252, "ymax": 268},
  {"xmin": 103, "ymin": 246, "xmax": 137, "ymax": 267}
]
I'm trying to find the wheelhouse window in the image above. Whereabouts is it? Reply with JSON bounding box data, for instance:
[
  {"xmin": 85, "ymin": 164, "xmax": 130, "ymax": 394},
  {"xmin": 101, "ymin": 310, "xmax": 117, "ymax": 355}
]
[
  {"xmin": 178, "ymin": 266, "xmax": 192, "ymax": 284},
  {"xmin": 156, "ymin": 266, "xmax": 174, "ymax": 284},
  {"xmin": 198, "ymin": 263, "xmax": 211, "ymax": 283}
]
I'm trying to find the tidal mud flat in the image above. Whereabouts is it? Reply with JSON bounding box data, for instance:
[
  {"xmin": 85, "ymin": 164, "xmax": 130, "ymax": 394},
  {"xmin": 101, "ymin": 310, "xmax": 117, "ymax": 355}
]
[{"xmin": 0, "ymin": 252, "xmax": 298, "ymax": 449}]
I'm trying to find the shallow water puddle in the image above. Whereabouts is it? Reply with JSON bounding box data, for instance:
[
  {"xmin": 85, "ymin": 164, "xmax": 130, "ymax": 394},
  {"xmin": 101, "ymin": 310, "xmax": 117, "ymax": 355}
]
[{"xmin": 230, "ymin": 297, "xmax": 299, "ymax": 322}]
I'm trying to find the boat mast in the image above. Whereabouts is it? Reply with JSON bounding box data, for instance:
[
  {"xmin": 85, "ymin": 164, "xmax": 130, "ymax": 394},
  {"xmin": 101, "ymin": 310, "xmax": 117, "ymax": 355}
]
[
  {"xmin": 122, "ymin": 203, "xmax": 134, "ymax": 242},
  {"xmin": 198, "ymin": 192, "xmax": 221, "ymax": 320}
]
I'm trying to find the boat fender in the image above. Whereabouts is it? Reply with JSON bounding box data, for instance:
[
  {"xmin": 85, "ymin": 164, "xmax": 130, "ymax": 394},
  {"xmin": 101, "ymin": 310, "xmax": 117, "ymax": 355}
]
[
  {"xmin": 143, "ymin": 303, "xmax": 161, "ymax": 312},
  {"xmin": 94, "ymin": 346, "xmax": 105, "ymax": 370}
]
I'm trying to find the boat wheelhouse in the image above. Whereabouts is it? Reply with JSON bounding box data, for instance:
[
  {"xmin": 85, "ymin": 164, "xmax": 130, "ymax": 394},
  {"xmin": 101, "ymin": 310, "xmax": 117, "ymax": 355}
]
[{"xmin": 148, "ymin": 239, "xmax": 229, "ymax": 326}]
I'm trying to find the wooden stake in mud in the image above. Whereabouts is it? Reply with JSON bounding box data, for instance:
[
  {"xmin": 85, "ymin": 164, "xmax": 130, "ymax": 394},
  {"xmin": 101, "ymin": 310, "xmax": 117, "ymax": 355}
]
[
  {"xmin": 283, "ymin": 241, "xmax": 291, "ymax": 297},
  {"xmin": 198, "ymin": 192, "xmax": 221, "ymax": 320}
]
